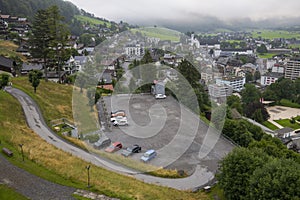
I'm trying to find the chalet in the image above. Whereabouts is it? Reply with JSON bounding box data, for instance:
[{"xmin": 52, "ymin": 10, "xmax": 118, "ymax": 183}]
[
  {"xmin": 0, "ymin": 56, "xmax": 16, "ymax": 75},
  {"xmin": 21, "ymin": 63, "xmax": 43, "ymax": 75},
  {"xmin": 43, "ymin": 71, "xmax": 68, "ymax": 83}
]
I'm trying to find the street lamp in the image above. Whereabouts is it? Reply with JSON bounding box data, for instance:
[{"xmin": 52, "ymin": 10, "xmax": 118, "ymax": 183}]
[
  {"xmin": 86, "ymin": 165, "xmax": 91, "ymax": 188},
  {"xmin": 19, "ymin": 144, "xmax": 24, "ymax": 162}
]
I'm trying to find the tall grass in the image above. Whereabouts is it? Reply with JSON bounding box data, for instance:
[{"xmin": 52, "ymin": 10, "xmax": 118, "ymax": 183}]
[{"xmin": 0, "ymin": 90, "xmax": 208, "ymax": 199}]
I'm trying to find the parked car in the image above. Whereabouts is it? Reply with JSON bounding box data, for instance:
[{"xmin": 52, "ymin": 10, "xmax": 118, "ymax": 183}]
[
  {"xmin": 155, "ymin": 94, "xmax": 166, "ymax": 99},
  {"xmin": 110, "ymin": 116, "xmax": 127, "ymax": 122},
  {"xmin": 93, "ymin": 137, "xmax": 111, "ymax": 149},
  {"xmin": 140, "ymin": 149, "xmax": 157, "ymax": 162},
  {"xmin": 105, "ymin": 142, "xmax": 123, "ymax": 153},
  {"xmin": 113, "ymin": 119, "xmax": 128, "ymax": 126},
  {"xmin": 111, "ymin": 110, "xmax": 125, "ymax": 114},
  {"xmin": 111, "ymin": 111, "xmax": 126, "ymax": 117},
  {"xmin": 121, "ymin": 144, "xmax": 141, "ymax": 157}
]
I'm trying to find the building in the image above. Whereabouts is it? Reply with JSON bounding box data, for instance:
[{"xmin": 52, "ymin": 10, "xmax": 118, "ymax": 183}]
[
  {"xmin": 125, "ymin": 43, "xmax": 144, "ymax": 57},
  {"xmin": 260, "ymin": 72, "xmax": 283, "ymax": 86},
  {"xmin": 151, "ymin": 80, "xmax": 165, "ymax": 95},
  {"xmin": 285, "ymin": 58, "xmax": 300, "ymax": 80},
  {"xmin": 216, "ymin": 76, "xmax": 246, "ymax": 92},
  {"xmin": 208, "ymin": 84, "xmax": 233, "ymax": 103},
  {"xmin": 0, "ymin": 55, "xmax": 16, "ymax": 75},
  {"xmin": 21, "ymin": 63, "xmax": 43, "ymax": 75}
]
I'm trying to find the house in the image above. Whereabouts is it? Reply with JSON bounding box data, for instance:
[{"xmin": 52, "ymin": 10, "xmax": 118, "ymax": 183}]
[
  {"xmin": 275, "ymin": 127, "xmax": 294, "ymax": 139},
  {"xmin": 241, "ymin": 63, "xmax": 257, "ymax": 74},
  {"xmin": 21, "ymin": 63, "xmax": 43, "ymax": 75},
  {"xmin": 260, "ymin": 72, "xmax": 283, "ymax": 86},
  {"xmin": 99, "ymin": 71, "xmax": 112, "ymax": 84},
  {"xmin": 0, "ymin": 55, "xmax": 16, "ymax": 75},
  {"xmin": 43, "ymin": 71, "xmax": 68, "ymax": 82},
  {"xmin": 151, "ymin": 80, "xmax": 165, "ymax": 95}
]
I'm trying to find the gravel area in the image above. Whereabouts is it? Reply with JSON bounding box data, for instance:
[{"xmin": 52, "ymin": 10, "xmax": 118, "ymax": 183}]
[{"xmin": 0, "ymin": 154, "xmax": 76, "ymax": 200}]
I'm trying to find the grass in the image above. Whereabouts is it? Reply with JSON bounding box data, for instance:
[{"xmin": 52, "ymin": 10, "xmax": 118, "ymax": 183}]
[
  {"xmin": 131, "ymin": 27, "xmax": 180, "ymax": 42},
  {"xmin": 262, "ymin": 121, "xmax": 279, "ymax": 130},
  {"xmin": 0, "ymin": 185, "xmax": 29, "ymax": 200},
  {"xmin": 87, "ymin": 145, "xmax": 185, "ymax": 178},
  {"xmin": 258, "ymin": 53, "xmax": 278, "ymax": 59},
  {"xmin": 279, "ymin": 99, "xmax": 300, "ymax": 108},
  {"xmin": 274, "ymin": 119, "xmax": 300, "ymax": 130},
  {"xmin": 207, "ymin": 185, "xmax": 226, "ymax": 200},
  {"xmin": 251, "ymin": 30, "xmax": 300, "ymax": 40},
  {"xmin": 0, "ymin": 40, "xmax": 26, "ymax": 61},
  {"xmin": 75, "ymin": 15, "xmax": 111, "ymax": 28},
  {"xmin": 0, "ymin": 90, "xmax": 208, "ymax": 199}
]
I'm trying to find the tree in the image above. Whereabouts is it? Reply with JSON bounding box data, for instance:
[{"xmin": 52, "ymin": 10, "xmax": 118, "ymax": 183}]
[
  {"xmin": 248, "ymin": 159, "xmax": 300, "ymax": 199},
  {"xmin": 1, "ymin": 74, "xmax": 10, "ymax": 88},
  {"xmin": 256, "ymin": 44, "xmax": 268, "ymax": 53},
  {"xmin": 241, "ymin": 84, "xmax": 260, "ymax": 105},
  {"xmin": 245, "ymin": 72, "xmax": 253, "ymax": 83},
  {"xmin": 226, "ymin": 95, "xmax": 243, "ymax": 114},
  {"xmin": 29, "ymin": 70, "xmax": 43, "ymax": 93},
  {"xmin": 218, "ymin": 147, "xmax": 270, "ymax": 200},
  {"xmin": 254, "ymin": 70, "xmax": 261, "ymax": 81},
  {"xmin": 29, "ymin": 6, "xmax": 69, "ymax": 82},
  {"xmin": 86, "ymin": 87, "xmax": 96, "ymax": 111},
  {"xmin": 47, "ymin": 5, "xmax": 69, "ymax": 83},
  {"xmin": 141, "ymin": 50, "xmax": 153, "ymax": 64},
  {"xmin": 29, "ymin": 9, "xmax": 51, "ymax": 81}
]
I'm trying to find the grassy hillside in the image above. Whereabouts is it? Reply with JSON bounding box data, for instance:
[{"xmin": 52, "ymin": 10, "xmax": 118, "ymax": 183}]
[
  {"xmin": 0, "ymin": 82, "xmax": 208, "ymax": 200},
  {"xmin": 0, "ymin": 40, "xmax": 26, "ymax": 61},
  {"xmin": 75, "ymin": 15, "xmax": 111, "ymax": 28},
  {"xmin": 251, "ymin": 30, "xmax": 300, "ymax": 39},
  {"xmin": 131, "ymin": 27, "xmax": 181, "ymax": 42}
]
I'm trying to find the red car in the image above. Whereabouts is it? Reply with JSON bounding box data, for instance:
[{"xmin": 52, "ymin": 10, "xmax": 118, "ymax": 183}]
[{"xmin": 105, "ymin": 142, "xmax": 123, "ymax": 153}]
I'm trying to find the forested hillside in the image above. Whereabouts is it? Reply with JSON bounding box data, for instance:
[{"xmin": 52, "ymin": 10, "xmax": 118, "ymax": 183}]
[{"xmin": 0, "ymin": 0, "xmax": 79, "ymax": 22}]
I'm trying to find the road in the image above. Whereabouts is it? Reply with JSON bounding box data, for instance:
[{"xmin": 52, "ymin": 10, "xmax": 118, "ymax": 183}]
[{"xmin": 6, "ymin": 86, "xmax": 233, "ymax": 190}]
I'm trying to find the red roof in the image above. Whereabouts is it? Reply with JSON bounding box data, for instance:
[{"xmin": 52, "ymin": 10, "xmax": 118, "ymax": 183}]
[{"xmin": 97, "ymin": 84, "xmax": 114, "ymax": 91}]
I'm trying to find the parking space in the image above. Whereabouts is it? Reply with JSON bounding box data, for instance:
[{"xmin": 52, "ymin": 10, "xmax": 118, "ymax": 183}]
[{"xmin": 101, "ymin": 94, "xmax": 234, "ymax": 174}]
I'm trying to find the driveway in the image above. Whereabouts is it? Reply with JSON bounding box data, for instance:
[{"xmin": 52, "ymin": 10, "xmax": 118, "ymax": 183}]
[{"xmin": 6, "ymin": 87, "xmax": 234, "ymax": 190}]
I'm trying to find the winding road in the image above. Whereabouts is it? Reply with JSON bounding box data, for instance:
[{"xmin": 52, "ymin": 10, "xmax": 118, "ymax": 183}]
[{"xmin": 6, "ymin": 86, "xmax": 233, "ymax": 191}]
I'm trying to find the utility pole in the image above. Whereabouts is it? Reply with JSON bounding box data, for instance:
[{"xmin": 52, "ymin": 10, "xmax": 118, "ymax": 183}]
[
  {"xmin": 86, "ymin": 165, "xmax": 91, "ymax": 188},
  {"xmin": 19, "ymin": 144, "xmax": 24, "ymax": 162}
]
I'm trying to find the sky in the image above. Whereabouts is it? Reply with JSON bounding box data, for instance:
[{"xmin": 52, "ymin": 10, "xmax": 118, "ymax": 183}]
[{"xmin": 67, "ymin": 0, "xmax": 300, "ymax": 26}]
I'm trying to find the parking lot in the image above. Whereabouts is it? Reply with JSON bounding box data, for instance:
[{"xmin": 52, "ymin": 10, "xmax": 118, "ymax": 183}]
[{"xmin": 101, "ymin": 94, "xmax": 234, "ymax": 174}]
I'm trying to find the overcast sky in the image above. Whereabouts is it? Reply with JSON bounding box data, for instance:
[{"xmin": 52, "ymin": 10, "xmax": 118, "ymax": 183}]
[{"xmin": 68, "ymin": 0, "xmax": 300, "ymax": 25}]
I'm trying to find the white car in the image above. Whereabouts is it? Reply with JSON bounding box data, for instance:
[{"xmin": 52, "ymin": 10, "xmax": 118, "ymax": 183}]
[
  {"xmin": 113, "ymin": 119, "xmax": 129, "ymax": 126},
  {"xmin": 155, "ymin": 94, "xmax": 166, "ymax": 99},
  {"xmin": 110, "ymin": 116, "xmax": 127, "ymax": 122}
]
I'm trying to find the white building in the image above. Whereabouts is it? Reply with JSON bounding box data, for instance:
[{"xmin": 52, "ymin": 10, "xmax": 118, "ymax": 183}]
[
  {"xmin": 260, "ymin": 72, "xmax": 283, "ymax": 86},
  {"xmin": 216, "ymin": 76, "xmax": 246, "ymax": 92},
  {"xmin": 125, "ymin": 43, "xmax": 144, "ymax": 57},
  {"xmin": 285, "ymin": 58, "xmax": 300, "ymax": 80},
  {"xmin": 208, "ymin": 84, "xmax": 233, "ymax": 102},
  {"xmin": 189, "ymin": 34, "xmax": 200, "ymax": 49}
]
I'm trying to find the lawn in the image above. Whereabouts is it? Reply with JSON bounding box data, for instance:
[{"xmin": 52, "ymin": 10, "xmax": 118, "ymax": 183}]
[
  {"xmin": 75, "ymin": 15, "xmax": 111, "ymax": 28},
  {"xmin": 0, "ymin": 185, "xmax": 28, "ymax": 200},
  {"xmin": 262, "ymin": 121, "xmax": 279, "ymax": 130},
  {"xmin": 280, "ymin": 99, "xmax": 300, "ymax": 108},
  {"xmin": 131, "ymin": 27, "xmax": 180, "ymax": 42},
  {"xmin": 0, "ymin": 90, "xmax": 208, "ymax": 200},
  {"xmin": 0, "ymin": 40, "xmax": 26, "ymax": 61},
  {"xmin": 251, "ymin": 30, "xmax": 300, "ymax": 40},
  {"xmin": 274, "ymin": 119, "xmax": 300, "ymax": 130},
  {"xmin": 258, "ymin": 53, "xmax": 277, "ymax": 59}
]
